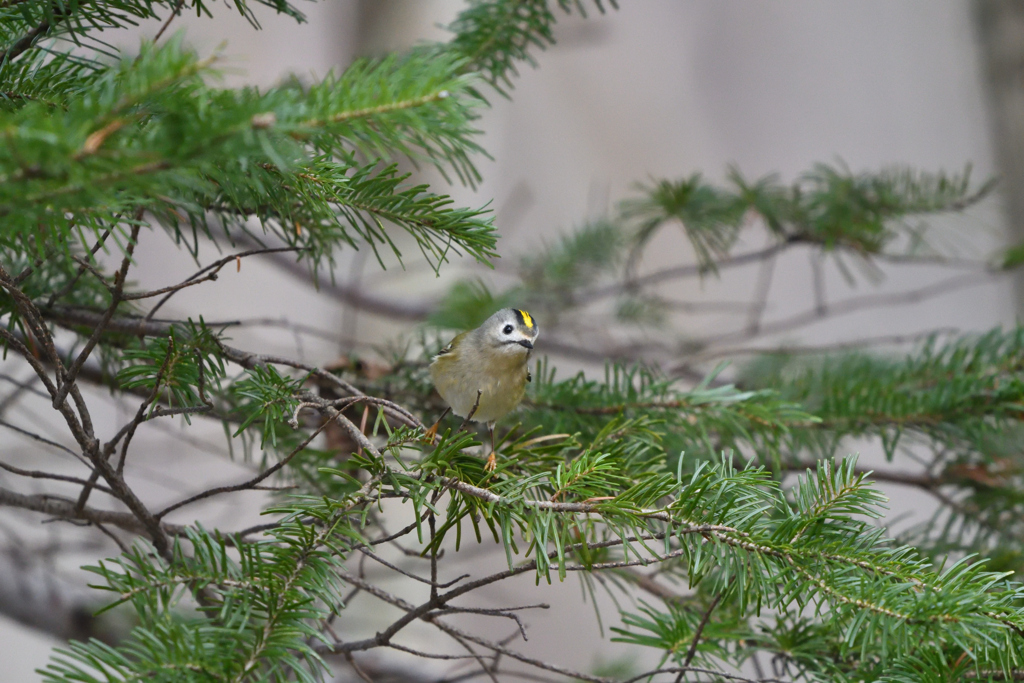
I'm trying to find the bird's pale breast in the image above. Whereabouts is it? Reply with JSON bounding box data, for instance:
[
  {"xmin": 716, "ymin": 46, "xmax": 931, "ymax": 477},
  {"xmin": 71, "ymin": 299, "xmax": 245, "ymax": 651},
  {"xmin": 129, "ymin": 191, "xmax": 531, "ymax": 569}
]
[{"xmin": 429, "ymin": 349, "xmax": 529, "ymax": 423}]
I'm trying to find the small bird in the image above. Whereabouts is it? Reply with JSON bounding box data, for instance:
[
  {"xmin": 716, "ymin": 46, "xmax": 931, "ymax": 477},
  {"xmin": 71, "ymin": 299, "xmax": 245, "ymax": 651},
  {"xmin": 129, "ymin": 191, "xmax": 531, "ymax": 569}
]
[{"xmin": 426, "ymin": 308, "xmax": 540, "ymax": 471}]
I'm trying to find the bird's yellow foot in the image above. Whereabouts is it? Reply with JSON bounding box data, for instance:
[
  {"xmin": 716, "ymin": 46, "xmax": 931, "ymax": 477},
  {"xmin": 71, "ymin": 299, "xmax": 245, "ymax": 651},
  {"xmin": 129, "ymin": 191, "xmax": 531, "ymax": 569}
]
[
  {"xmin": 422, "ymin": 422, "xmax": 439, "ymax": 444},
  {"xmin": 484, "ymin": 451, "xmax": 497, "ymax": 472}
]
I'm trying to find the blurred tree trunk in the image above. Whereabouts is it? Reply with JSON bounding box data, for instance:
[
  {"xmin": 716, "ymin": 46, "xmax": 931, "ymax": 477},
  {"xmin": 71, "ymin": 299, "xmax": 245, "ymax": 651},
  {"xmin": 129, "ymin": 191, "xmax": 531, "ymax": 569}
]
[
  {"xmin": 0, "ymin": 556, "xmax": 116, "ymax": 643},
  {"xmin": 976, "ymin": 0, "xmax": 1024, "ymax": 312}
]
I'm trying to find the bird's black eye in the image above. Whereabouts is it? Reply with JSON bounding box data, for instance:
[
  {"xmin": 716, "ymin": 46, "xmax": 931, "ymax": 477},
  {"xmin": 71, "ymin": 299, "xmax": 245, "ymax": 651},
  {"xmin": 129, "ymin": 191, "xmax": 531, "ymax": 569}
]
[{"xmin": 502, "ymin": 324, "xmax": 514, "ymax": 335}]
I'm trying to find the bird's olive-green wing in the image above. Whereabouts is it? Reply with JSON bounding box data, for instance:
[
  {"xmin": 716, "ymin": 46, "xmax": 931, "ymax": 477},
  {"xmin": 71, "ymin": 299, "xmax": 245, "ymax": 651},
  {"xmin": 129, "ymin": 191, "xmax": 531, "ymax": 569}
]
[{"xmin": 434, "ymin": 331, "xmax": 468, "ymax": 360}]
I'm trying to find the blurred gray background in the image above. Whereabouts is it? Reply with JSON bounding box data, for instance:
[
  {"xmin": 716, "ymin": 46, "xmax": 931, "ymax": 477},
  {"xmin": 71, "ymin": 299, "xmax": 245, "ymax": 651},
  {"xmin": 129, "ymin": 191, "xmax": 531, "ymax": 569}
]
[{"xmin": 2, "ymin": 1, "xmax": 1021, "ymax": 679}]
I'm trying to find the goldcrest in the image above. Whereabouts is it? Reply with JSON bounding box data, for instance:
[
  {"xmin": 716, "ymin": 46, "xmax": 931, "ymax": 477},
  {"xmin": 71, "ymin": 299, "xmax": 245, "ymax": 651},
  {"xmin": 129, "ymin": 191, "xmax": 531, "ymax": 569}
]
[{"xmin": 427, "ymin": 308, "xmax": 539, "ymax": 470}]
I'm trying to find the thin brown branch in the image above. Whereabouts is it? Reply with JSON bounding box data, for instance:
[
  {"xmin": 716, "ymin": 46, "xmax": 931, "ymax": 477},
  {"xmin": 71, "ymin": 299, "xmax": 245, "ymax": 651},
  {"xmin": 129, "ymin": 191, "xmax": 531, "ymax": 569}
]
[
  {"xmin": 435, "ymin": 605, "xmax": 547, "ymax": 642},
  {"xmin": 0, "ymin": 324, "xmax": 91, "ymax": 453},
  {"xmin": 620, "ymin": 568, "xmax": 693, "ymax": 604},
  {"xmin": 576, "ymin": 242, "xmax": 795, "ymax": 305},
  {"xmin": 357, "ymin": 546, "xmax": 469, "ymax": 590},
  {"xmin": 683, "ymin": 593, "xmax": 723, "ymax": 667},
  {"xmin": 0, "ymin": 485, "xmax": 188, "ymax": 538},
  {"xmin": 152, "ymin": 0, "xmax": 185, "ymax": 43},
  {"xmin": 220, "ymin": 342, "xmax": 360, "ymax": 401},
  {"xmin": 324, "ymin": 572, "xmax": 600, "ymax": 681},
  {"xmin": 140, "ymin": 246, "xmax": 306, "ymax": 317},
  {"xmin": 0, "ymin": 417, "xmax": 84, "ymax": 462},
  {"xmin": 443, "ymin": 630, "xmax": 502, "ymax": 683},
  {"xmin": 88, "ymin": 455, "xmax": 172, "ymax": 558},
  {"xmin": 93, "ymin": 521, "xmax": 131, "ymax": 555},
  {"xmin": 429, "ymin": 510, "xmax": 438, "ymax": 600},
  {"xmin": 780, "ymin": 462, "xmax": 935, "ymax": 490},
  {"xmin": 257, "ymin": 244, "xmax": 432, "ymax": 321},
  {"xmin": 385, "ymin": 643, "xmax": 478, "ymax": 660},
  {"xmin": 0, "ymin": 18, "xmax": 52, "ymax": 64},
  {"xmin": 77, "ymin": 315, "xmax": 177, "ymax": 514},
  {"xmin": 0, "ymin": 264, "xmax": 67, "ymax": 380},
  {"xmin": 51, "ymin": 223, "xmax": 140, "ymax": 412},
  {"xmin": 620, "ymin": 667, "xmax": 781, "ymax": 683},
  {"xmin": 697, "ymin": 271, "xmax": 998, "ymax": 349},
  {"xmin": 154, "ymin": 408, "xmax": 345, "ymax": 520},
  {"xmin": 362, "ymin": 518, "xmax": 425, "ymax": 549},
  {"xmin": 290, "ymin": 389, "xmax": 424, "ymax": 440},
  {"xmin": 343, "ymin": 652, "xmax": 374, "ymax": 683},
  {"xmin": 0, "ymin": 458, "xmax": 113, "ymax": 495},
  {"xmin": 45, "ymin": 227, "xmax": 113, "ymax": 308},
  {"xmin": 68, "ymin": 255, "xmax": 115, "ymax": 294},
  {"xmin": 331, "ymin": 532, "xmax": 698, "ymax": 658},
  {"xmin": 690, "ymin": 329, "xmax": 961, "ymax": 362},
  {"xmin": 331, "ymin": 575, "xmax": 769, "ymax": 683},
  {"xmin": 42, "ymin": 306, "xmax": 174, "ymax": 336},
  {"xmin": 744, "ymin": 242, "xmax": 777, "ymax": 335}
]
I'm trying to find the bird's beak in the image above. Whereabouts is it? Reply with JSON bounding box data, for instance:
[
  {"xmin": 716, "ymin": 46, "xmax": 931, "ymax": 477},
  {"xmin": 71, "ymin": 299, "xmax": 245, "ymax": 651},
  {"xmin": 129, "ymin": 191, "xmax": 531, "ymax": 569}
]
[{"xmin": 518, "ymin": 340, "xmax": 534, "ymax": 350}]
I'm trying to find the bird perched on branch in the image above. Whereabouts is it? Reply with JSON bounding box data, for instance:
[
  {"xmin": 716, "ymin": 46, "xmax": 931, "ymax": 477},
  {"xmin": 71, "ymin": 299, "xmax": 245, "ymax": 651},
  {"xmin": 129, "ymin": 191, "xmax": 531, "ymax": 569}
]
[{"xmin": 426, "ymin": 308, "xmax": 539, "ymax": 471}]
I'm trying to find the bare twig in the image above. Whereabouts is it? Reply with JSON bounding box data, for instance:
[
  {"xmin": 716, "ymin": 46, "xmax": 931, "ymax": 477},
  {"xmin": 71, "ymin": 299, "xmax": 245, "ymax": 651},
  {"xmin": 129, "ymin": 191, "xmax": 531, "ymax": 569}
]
[
  {"xmin": 259, "ymin": 245, "xmax": 432, "ymax": 321},
  {"xmin": 75, "ymin": 333, "xmax": 179, "ymax": 514},
  {"xmin": 0, "ymin": 485, "xmax": 189, "ymax": 538},
  {"xmin": 140, "ymin": 246, "xmax": 306, "ymax": 318},
  {"xmin": 696, "ymin": 271, "xmax": 998, "ymax": 350},
  {"xmin": 745, "ymin": 243, "xmax": 777, "ymax": 335},
  {"xmin": 45, "ymin": 227, "xmax": 113, "ymax": 308},
  {"xmin": 576, "ymin": 242, "xmax": 796, "ymax": 305},
  {"xmin": 384, "ymin": 642, "xmax": 479, "ymax": 660},
  {"xmin": 358, "ymin": 546, "xmax": 469, "ymax": 589},
  {"xmin": 152, "ymin": 0, "xmax": 186, "ymax": 43},
  {"xmin": 0, "ymin": 418, "xmax": 84, "ymax": 463},
  {"xmin": 343, "ymin": 652, "xmax": 374, "ymax": 683},
  {"xmin": 93, "ymin": 521, "xmax": 131, "ymax": 555},
  {"xmin": 0, "ymin": 373, "xmax": 48, "ymax": 409},
  {"xmin": 459, "ymin": 391, "xmax": 482, "ymax": 431},
  {"xmin": 620, "ymin": 568, "xmax": 693, "ymax": 604},
  {"xmin": 0, "ymin": 458, "xmax": 114, "ymax": 496},
  {"xmin": 435, "ymin": 605, "xmax": 549, "ymax": 642},
  {"xmin": 154, "ymin": 405, "xmax": 345, "ymax": 519},
  {"xmin": 428, "ymin": 513, "xmax": 439, "ymax": 601},
  {"xmin": 683, "ymin": 593, "xmax": 723, "ymax": 667},
  {"xmin": 51, "ymin": 224, "xmax": 140, "ymax": 412},
  {"xmin": 225, "ymin": 343, "xmax": 423, "ymax": 431},
  {"xmin": 688, "ymin": 329, "xmax": 961, "ymax": 362},
  {"xmin": 0, "ymin": 16, "xmax": 55, "ymax": 64}
]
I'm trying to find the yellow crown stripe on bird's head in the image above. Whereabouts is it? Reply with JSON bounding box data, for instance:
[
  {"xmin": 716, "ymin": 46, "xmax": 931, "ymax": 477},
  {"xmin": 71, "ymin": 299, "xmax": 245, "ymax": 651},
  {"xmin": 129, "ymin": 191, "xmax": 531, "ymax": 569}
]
[{"xmin": 516, "ymin": 309, "xmax": 534, "ymax": 329}]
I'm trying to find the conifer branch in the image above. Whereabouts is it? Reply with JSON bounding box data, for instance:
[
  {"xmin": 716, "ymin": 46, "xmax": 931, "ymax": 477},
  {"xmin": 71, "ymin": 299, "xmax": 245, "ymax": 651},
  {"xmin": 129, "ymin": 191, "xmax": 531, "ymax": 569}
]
[
  {"xmin": 0, "ymin": 19, "xmax": 53, "ymax": 64},
  {"xmin": 0, "ymin": 485, "xmax": 189, "ymax": 537}
]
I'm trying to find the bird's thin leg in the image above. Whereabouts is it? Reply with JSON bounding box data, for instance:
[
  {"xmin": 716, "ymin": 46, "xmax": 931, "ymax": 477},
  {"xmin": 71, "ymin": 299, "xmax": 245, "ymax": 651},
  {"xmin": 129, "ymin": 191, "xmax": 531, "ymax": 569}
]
[
  {"xmin": 484, "ymin": 422, "xmax": 497, "ymax": 472},
  {"xmin": 422, "ymin": 406, "xmax": 451, "ymax": 444},
  {"xmin": 458, "ymin": 390, "xmax": 482, "ymax": 432}
]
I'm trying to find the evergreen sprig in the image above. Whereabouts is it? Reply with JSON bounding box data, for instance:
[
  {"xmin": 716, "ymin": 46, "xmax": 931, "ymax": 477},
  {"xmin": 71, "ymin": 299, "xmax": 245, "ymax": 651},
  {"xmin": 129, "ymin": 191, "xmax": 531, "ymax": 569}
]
[
  {"xmin": 746, "ymin": 328, "xmax": 1024, "ymax": 462},
  {"xmin": 448, "ymin": 0, "xmax": 617, "ymax": 96},
  {"xmin": 527, "ymin": 360, "xmax": 815, "ymax": 464},
  {"xmin": 429, "ymin": 161, "xmax": 995, "ymax": 330},
  {"xmin": 621, "ymin": 163, "xmax": 993, "ymax": 273},
  {"xmin": 0, "ymin": 37, "xmax": 491, "ymax": 269}
]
